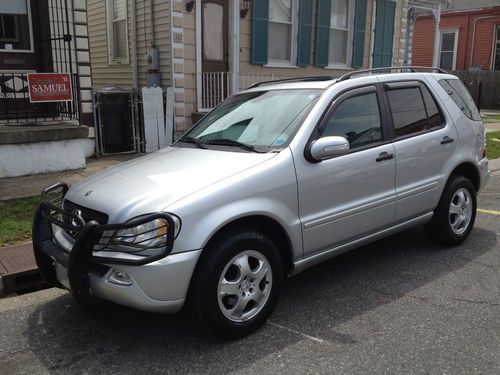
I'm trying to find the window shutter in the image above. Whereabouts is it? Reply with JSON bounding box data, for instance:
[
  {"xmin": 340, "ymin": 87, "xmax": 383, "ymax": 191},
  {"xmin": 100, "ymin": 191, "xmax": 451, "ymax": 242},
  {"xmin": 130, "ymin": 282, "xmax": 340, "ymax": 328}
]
[
  {"xmin": 372, "ymin": 0, "xmax": 396, "ymax": 68},
  {"xmin": 352, "ymin": 0, "xmax": 367, "ymax": 68},
  {"xmin": 315, "ymin": 0, "xmax": 331, "ymax": 67},
  {"xmin": 297, "ymin": 0, "xmax": 313, "ymax": 66},
  {"xmin": 252, "ymin": 0, "xmax": 270, "ymax": 65}
]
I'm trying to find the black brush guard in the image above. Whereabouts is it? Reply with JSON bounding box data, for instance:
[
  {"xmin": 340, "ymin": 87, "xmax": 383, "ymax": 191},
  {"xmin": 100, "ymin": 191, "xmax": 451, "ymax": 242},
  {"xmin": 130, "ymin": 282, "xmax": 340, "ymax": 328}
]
[{"xmin": 32, "ymin": 182, "xmax": 176, "ymax": 303}]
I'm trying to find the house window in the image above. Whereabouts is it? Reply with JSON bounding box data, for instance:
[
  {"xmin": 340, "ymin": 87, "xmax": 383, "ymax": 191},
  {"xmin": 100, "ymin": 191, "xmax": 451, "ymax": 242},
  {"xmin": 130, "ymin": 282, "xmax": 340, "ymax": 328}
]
[
  {"xmin": 107, "ymin": 0, "xmax": 128, "ymax": 63},
  {"xmin": 0, "ymin": 0, "xmax": 32, "ymax": 52},
  {"xmin": 329, "ymin": 0, "xmax": 352, "ymax": 66},
  {"xmin": 268, "ymin": 0, "xmax": 297, "ymax": 64},
  {"xmin": 439, "ymin": 30, "xmax": 457, "ymax": 71},
  {"xmin": 494, "ymin": 25, "xmax": 500, "ymax": 71}
]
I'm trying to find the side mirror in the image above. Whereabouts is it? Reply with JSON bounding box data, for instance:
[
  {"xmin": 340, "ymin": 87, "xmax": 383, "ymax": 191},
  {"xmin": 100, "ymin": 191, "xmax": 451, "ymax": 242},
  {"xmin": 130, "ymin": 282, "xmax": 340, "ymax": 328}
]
[{"xmin": 309, "ymin": 136, "xmax": 350, "ymax": 161}]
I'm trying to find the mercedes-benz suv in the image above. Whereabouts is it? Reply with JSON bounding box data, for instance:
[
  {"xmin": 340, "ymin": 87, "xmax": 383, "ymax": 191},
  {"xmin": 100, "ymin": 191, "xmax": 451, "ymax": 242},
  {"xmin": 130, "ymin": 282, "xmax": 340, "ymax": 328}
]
[{"xmin": 33, "ymin": 67, "xmax": 490, "ymax": 338}]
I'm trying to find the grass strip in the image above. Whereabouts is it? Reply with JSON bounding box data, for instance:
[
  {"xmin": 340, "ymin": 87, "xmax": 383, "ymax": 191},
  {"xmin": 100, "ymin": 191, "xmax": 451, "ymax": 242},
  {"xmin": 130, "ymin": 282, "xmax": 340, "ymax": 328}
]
[
  {"xmin": 0, "ymin": 196, "xmax": 40, "ymax": 247},
  {"xmin": 486, "ymin": 131, "xmax": 500, "ymax": 160}
]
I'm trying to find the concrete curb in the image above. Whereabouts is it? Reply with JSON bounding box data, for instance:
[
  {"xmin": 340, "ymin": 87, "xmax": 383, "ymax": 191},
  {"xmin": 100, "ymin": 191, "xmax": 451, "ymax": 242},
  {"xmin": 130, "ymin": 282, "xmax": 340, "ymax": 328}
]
[{"xmin": 489, "ymin": 158, "xmax": 500, "ymax": 173}]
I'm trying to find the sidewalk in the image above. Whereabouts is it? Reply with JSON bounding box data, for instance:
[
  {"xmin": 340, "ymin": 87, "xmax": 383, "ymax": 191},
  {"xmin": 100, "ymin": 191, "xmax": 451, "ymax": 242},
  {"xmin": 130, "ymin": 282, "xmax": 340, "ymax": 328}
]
[
  {"xmin": 0, "ymin": 153, "xmax": 140, "ymax": 201},
  {"xmin": 0, "ymin": 153, "xmax": 141, "ymax": 296}
]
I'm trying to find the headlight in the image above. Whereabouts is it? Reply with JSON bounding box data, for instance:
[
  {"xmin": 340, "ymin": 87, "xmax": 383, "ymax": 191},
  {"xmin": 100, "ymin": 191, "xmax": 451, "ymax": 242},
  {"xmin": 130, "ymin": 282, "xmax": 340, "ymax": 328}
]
[
  {"xmin": 110, "ymin": 214, "xmax": 181, "ymax": 250},
  {"xmin": 114, "ymin": 218, "xmax": 168, "ymax": 248}
]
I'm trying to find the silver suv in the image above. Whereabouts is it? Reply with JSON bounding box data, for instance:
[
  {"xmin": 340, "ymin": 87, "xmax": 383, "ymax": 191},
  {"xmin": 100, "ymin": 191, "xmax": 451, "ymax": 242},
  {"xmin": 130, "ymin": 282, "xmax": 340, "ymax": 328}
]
[{"xmin": 34, "ymin": 67, "xmax": 490, "ymax": 338}]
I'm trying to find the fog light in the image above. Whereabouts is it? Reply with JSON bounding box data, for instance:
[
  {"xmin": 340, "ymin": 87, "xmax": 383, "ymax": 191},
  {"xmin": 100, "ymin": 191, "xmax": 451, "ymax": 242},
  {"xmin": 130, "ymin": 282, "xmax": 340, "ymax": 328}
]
[{"xmin": 108, "ymin": 270, "xmax": 133, "ymax": 286}]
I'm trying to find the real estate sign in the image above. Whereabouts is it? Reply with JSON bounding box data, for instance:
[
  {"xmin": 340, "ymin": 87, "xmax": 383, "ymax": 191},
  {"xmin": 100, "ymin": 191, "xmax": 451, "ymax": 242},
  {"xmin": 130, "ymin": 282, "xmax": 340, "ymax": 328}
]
[{"xmin": 27, "ymin": 73, "xmax": 72, "ymax": 103}]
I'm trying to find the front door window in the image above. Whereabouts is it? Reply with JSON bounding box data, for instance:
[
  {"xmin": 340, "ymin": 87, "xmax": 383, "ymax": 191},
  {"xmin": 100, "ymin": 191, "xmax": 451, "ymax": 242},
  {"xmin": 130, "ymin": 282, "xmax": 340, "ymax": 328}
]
[{"xmin": 203, "ymin": 3, "xmax": 224, "ymax": 61}]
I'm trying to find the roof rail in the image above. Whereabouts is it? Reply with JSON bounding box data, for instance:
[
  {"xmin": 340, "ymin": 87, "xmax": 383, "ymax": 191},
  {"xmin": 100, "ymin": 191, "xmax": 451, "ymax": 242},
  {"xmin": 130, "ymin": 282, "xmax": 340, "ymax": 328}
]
[
  {"xmin": 247, "ymin": 76, "xmax": 336, "ymax": 89},
  {"xmin": 336, "ymin": 66, "xmax": 448, "ymax": 82}
]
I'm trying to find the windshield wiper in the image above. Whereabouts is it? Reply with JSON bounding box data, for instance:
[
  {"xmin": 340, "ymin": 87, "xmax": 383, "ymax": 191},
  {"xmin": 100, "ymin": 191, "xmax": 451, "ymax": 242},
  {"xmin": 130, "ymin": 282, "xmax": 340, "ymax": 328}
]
[
  {"xmin": 204, "ymin": 139, "xmax": 265, "ymax": 153},
  {"xmin": 178, "ymin": 136, "xmax": 208, "ymax": 149}
]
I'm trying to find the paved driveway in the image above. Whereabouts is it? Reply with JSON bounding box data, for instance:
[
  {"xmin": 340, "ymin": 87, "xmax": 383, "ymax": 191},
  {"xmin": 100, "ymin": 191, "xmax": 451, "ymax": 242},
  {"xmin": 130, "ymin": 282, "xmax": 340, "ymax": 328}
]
[{"xmin": 1, "ymin": 175, "xmax": 499, "ymax": 374}]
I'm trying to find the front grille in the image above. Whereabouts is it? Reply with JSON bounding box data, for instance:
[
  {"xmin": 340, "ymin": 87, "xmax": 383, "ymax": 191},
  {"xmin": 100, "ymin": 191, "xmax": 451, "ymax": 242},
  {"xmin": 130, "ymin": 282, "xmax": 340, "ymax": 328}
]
[{"xmin": 62, "ymin": 200, "xmax": 109, "ymax": 238}]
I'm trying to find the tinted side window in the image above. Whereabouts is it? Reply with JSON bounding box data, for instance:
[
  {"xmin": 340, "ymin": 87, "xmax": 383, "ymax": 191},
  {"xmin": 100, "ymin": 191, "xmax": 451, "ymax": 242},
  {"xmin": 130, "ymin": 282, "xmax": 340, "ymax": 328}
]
[
  {"xmin": 439, "ymin": 79, "xmax": 481, "ymax": 121},
  {"xmin": 420, "ymin": 84, "xmax": 444, "ymax": 129},
  {"xmin": 321, "ymin": 92, "xmax": 382, "ymax": 149},
  {"xmin": 387, "ymin": 87, "xmax": 428, "ymax": 137}
]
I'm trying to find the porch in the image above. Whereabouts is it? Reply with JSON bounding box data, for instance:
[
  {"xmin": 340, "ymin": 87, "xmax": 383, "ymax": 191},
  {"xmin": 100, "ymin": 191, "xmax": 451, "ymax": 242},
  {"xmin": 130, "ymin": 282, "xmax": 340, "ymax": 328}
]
[
  {"xmin": 195, "ymin": 71, "xmax": 287, "ymax": 113},
  {"xmin": 0, "ymin": 0, "xmax": 93, "ymax": 178}
]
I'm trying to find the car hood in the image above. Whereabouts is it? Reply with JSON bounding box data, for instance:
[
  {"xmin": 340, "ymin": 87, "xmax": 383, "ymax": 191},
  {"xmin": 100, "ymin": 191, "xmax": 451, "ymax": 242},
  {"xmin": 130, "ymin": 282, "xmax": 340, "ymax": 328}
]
[{"xmin": 65, "ymin": 146, "xmax": 276, "ymax": 222}]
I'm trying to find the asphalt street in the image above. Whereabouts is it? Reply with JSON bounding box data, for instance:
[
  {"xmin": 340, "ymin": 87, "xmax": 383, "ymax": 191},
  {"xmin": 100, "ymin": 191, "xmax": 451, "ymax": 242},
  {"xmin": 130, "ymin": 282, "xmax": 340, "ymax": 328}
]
[{"xmin": 1, "ymin": 174, "xmax": 499, "ymax": 374}]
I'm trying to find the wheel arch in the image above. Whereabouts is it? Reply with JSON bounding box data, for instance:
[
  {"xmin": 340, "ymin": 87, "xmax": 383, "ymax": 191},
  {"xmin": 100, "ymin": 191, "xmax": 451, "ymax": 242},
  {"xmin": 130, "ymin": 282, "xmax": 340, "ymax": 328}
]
[
  {"xmin": 448, "ymin": 162, "xmax": 480, "ymax": 192},
  {"xmin": 202, "ymin": 215, "xmax": 295, "ymax": 275}
]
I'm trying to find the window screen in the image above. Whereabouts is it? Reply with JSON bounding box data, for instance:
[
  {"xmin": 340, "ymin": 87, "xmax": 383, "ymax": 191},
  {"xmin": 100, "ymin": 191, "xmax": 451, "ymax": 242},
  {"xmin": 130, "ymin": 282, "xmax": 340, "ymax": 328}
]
[
  {"xmin": 440, "ymin": 32, "xmax": 456, "ymax": 71},
  {"xmin": 108, "ymin": 0, "xmax": 128, "ymax": 61},
  {"xmin": 329, "ymin": 0, "xmax": 350, "ymax": 65},
  {"xmin": 268, "ymin": 0, "xmax": 292, "ymax": 62},
  {"xmin": 321, "ymin": 92, "xmax": 382, "ymax": 149},
  {"xmin": 387, "ymin": 87, "xmax": 428, "ymax": 137},
  {"xmin": 439, "ymin": 79, "xmax": 481, "ymax": 121}
]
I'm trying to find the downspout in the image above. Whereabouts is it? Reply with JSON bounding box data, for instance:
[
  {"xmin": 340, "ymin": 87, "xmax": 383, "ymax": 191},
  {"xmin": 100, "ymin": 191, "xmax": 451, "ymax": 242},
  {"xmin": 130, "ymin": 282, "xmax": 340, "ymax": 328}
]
[
  {"xmin": 470, "ymin": 16, "xmax": 500, "ymax": 68},
  {"xmin": 463, "ymin": 13, "xmax": 470, "ymax": 70},
  {"xmin": 131, "ymin": 0, "xmax": 138, "ymax": 91},
  {"xmin": 150, "ymin": 0, "xmax": 155, "ymax": 46}
]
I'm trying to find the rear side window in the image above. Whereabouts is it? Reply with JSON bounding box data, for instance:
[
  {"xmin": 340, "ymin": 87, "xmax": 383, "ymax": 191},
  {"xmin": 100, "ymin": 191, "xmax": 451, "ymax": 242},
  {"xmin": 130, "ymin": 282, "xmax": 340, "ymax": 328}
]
[
  {"xmin": 387, "ymin": 87, "xmax": 428, "ymax": 137},
  {"xmin": 439, "ymin": 79, "xmax": 481, "ymax": 121},
  {"xmin": 420, "ymin": 85, "xmax": 444, "ymax": 129}
]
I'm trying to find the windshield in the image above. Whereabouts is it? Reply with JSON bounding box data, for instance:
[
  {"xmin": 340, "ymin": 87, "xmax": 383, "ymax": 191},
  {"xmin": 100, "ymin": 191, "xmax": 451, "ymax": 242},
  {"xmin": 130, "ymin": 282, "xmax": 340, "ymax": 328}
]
[{"xmin": 184, "ymin": 89, "xmax": 321, "ymax": 150}]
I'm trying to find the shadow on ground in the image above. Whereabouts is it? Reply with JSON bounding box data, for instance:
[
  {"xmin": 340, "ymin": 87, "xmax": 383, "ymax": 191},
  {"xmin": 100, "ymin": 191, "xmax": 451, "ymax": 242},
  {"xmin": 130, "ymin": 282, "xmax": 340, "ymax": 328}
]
[{"xmin": 23, "ymin": 226, "xmax": 496, "ymax": 373}]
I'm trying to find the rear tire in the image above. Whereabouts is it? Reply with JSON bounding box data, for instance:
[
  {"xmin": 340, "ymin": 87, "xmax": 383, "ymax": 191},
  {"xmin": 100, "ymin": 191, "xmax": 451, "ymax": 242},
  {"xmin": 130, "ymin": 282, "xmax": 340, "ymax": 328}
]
[
  {"xmin": 425, "ymin": 175, "xmax": 476, "ymax": 246},
  {"xmin": 187, "ymin": 229, "xmax": 284, "ymax": 339}
]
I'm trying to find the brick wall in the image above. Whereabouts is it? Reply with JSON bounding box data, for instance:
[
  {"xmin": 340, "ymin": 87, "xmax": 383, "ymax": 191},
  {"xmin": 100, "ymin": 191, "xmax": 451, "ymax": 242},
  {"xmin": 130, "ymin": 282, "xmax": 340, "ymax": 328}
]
[{"xmin": 412, "ymin": 9, "xmax": 500, "ymax": 70}]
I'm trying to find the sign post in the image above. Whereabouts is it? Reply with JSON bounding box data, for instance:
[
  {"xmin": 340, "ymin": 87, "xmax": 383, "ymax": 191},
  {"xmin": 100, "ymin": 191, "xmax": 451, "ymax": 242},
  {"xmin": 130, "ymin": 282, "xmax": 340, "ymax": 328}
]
[{"xmin": 27, "ymin": 73, "xmax": 73, "ymax": 103}]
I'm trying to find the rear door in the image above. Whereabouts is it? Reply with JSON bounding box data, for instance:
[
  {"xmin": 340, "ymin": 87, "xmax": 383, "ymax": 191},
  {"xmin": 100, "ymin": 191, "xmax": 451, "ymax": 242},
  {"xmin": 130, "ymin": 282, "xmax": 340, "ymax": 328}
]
[
  {"xmin": 380, "ymin": 79, "xmax": 458, "ymax": 221},
  {"xmin": 295, "ymin": 85, "xmax": 397, "ymax": 256}
]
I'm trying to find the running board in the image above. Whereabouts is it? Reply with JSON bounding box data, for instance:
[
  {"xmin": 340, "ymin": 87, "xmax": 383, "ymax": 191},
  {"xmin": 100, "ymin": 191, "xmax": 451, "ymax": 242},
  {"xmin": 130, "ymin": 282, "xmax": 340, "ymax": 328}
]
[{"xmin": 291, "ymin": 212, "xmax": 434, "ymax": 275}]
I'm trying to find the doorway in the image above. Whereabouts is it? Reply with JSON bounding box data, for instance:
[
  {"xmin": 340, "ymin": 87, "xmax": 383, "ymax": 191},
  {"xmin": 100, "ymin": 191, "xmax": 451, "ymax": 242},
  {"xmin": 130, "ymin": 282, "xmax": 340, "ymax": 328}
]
[{"xmin": 200, "ymin": 0, "xmax": 229, "ymax": 110}]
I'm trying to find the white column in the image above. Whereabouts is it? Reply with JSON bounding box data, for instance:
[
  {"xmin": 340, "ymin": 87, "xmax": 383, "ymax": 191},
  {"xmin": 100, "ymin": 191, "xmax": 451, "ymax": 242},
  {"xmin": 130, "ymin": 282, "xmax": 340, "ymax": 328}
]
[
  {"xmin": 196, "ymin": 0, "xmax": 202, "ymax": 111},
  {"xmin": 432, "ymin": 4, "xmax": 441, "ymax": 67},
  {"xmin": 231, "ymin": 0, "xmax": 240, "ymax": 94}
]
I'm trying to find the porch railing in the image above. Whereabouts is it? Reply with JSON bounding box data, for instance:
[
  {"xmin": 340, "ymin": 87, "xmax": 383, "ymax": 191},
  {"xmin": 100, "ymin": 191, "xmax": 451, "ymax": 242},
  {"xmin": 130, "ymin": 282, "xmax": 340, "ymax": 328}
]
[
  {"xmin": 197, "ymin": 72, "xmax": 285, "ymax": 111},
  {"xmin": 0, "ymin": 72, "xmax": 80, "ymax": 124}
]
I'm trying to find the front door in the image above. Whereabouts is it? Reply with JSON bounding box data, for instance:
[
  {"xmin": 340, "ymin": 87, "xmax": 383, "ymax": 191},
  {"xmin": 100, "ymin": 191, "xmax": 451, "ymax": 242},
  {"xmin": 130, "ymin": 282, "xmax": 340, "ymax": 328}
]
[
  {"xmin": 295, "ymin": 86, "xmax": 397, "ymax": 256},
  {"xmin": 201, "ymin": 0, "xmax": 228, "ymax": 109}
]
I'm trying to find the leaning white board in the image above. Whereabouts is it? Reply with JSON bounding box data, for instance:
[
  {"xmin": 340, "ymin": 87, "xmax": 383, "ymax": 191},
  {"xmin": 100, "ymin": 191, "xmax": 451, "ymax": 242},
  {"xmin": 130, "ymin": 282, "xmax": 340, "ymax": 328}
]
[{"xmin": 142, "ymin": 86, "xmax": 166, "ymax": 153}]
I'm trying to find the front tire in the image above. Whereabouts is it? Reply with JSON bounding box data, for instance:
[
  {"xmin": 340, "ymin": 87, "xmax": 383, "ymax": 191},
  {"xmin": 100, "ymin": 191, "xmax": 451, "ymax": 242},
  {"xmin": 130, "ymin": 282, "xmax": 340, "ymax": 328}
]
[
  {"xmin": 187, "ymin": 229, "xmax": 284, "ymax": 339},
  {"xmin": 425, "ymin": 175, "xmax": 477, "ymax": 246}
]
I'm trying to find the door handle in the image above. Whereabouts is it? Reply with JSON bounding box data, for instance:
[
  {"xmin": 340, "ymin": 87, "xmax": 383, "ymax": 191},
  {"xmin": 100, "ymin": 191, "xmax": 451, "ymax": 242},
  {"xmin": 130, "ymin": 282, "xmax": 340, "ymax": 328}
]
[
  {"xmin": 376, "ymin": 152, "xmax": 394, "ymax": 162},
  {"xmin": 440, "ymin": 136, "xmax": 454, "ymax": 145}
]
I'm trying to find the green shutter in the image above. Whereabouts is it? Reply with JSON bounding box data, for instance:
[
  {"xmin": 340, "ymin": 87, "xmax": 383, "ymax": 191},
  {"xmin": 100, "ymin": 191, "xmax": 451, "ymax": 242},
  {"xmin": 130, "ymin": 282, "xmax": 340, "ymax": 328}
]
[
  {"xmin": 315, "ymin": 0, "xmax": 331, "ymax": 67},
  {"xmin": 372, "ymin": 0, "xmax": 396, "ymax": 68},
  {"xmin": 252, "ymin": 0, "xmax": 269, "ymax": 65},
  {"xmin": 297, "ymin": 0, "xmax": 313, "ymax": 66},
  {"xmin": 352, "ymin": 0, "xmax": 367, "ymax": 68}
]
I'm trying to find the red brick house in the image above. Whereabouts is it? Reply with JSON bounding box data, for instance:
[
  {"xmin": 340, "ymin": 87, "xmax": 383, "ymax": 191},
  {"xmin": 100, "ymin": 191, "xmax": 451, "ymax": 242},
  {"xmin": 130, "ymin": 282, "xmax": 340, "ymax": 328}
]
[{"xmin": 412, "ymin": 1, "xmax": 500, "ymax": 71}]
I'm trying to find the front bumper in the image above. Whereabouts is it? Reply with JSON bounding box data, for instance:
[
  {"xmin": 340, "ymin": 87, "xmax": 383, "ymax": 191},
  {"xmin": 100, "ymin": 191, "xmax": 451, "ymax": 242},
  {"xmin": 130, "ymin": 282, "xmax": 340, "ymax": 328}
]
[{"xmin": 33, "ymin": 182, "xmax": 200, "ymax": 313}]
